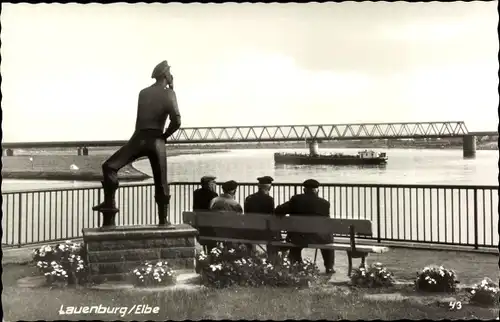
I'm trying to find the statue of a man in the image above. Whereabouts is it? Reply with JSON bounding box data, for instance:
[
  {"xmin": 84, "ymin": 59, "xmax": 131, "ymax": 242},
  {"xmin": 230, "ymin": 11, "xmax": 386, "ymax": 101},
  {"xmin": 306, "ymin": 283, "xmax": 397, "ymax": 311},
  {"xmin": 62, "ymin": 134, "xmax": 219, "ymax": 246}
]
[{"xmin": 93, "ymin": 60, "xmax": 181, "ymax": 227}]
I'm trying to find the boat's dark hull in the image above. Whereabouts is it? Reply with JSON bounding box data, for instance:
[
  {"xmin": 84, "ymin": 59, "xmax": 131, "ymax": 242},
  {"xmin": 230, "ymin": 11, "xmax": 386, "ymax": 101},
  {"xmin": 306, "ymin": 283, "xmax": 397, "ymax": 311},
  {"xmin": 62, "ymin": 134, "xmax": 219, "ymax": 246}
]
[{"xmin": 274, "ymin": 153, "xmax": 388, "ymax": 165}]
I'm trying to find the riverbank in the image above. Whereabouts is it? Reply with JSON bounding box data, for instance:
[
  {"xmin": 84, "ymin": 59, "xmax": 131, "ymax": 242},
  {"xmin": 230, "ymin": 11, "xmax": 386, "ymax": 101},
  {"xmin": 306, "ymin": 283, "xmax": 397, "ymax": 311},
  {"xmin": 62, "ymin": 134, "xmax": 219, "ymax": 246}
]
[{"xmin": 1, "ymin": 149, "xmax": 228, "ymax": 181}]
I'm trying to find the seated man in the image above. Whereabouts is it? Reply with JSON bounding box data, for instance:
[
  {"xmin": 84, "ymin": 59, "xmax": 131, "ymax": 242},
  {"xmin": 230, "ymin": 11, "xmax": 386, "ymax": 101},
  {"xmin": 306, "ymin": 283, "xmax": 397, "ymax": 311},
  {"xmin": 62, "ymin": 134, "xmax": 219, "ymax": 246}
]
[
  {"xmin": 193, "ymin": 175, "xmax": 218, "ymax": 253},
  {"xmin": 210, "ymin": 180, "xmax": 243, "ymax": 249},
  {"xmin": 244, "ymin": 176, "xmax": 276, "ymax": 254},
  {"xmin": 274, "ymin": 179, "xmax": 335, "ymax": 274},
  {"xmin": 210, "ymin": 180, "xmax": 243, "ymax": 212}
]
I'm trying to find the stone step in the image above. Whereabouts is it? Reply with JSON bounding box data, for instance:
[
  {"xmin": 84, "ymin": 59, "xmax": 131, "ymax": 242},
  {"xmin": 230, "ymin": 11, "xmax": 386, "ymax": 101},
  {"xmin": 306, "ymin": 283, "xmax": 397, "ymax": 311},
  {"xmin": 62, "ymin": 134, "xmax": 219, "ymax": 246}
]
[
  {"xmin": 175, "ymin": 269, "xmax": 202, "ymax": 285},
  {"xmin": 90, "ymin": 269, "xmax": 202, "ymax": 292}
]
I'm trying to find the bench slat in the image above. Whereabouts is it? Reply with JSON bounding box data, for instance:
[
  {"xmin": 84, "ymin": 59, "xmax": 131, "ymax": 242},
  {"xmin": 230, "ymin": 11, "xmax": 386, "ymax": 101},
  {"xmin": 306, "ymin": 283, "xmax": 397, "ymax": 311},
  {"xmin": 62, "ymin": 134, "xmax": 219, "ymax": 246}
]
[
  {"xmin": 183, "ymin": 211, "xmax": 270, "ymax": 230},
  {"xmin": 268, "ymin": 216, "xmax": 373, "ymax": 236},
  {"xmin": 199, "ymin": 236, "xmax": 269, "ymax": 245},
  {"xmin": 269, "ymin": 241, "xmax": 389, "ymax": 253}
]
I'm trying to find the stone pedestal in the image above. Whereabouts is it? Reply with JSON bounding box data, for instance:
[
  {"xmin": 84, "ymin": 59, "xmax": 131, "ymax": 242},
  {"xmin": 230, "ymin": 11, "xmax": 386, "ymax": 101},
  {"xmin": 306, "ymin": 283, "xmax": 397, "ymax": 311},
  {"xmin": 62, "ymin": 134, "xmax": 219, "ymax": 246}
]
[{"xmin": 82, "ymin": 224, "xmax": 198, "ymax": 284}]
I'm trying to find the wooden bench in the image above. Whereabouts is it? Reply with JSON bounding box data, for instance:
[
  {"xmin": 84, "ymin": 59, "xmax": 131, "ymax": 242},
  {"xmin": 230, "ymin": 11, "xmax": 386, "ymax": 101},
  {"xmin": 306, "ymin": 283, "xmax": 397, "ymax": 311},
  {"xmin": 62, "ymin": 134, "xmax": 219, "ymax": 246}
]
[{"xmin": 182, "ymin": 211, "xmax": 389, "ymax": 276}]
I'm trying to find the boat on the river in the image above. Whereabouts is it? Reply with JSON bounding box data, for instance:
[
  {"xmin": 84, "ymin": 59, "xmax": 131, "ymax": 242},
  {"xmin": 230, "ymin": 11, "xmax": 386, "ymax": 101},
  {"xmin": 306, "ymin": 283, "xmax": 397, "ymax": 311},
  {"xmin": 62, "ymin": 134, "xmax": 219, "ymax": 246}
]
[{"xmin": 274, "ymin": 149, "xmax": 388, "ymax": 166}]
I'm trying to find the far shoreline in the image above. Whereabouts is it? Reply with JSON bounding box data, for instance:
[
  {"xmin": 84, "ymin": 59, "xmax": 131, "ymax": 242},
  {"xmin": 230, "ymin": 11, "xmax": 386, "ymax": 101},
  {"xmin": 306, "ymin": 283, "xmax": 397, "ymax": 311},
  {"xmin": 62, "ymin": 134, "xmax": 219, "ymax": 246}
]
[{"xmin": 1, "ymin": 149, "xmax": 229, "ymax": 182}]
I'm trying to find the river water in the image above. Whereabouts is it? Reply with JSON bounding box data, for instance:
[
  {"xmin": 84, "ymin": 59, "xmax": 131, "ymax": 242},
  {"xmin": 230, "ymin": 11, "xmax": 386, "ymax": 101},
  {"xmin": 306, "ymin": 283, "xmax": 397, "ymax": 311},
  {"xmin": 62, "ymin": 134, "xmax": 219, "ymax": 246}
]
[
  {"xmin": 2, "ymin": 148, "xmax": 498, "ymax": 247},
  {"xmin": 2, "ymin": 148, "xmax": 498, "ymax": 191}
]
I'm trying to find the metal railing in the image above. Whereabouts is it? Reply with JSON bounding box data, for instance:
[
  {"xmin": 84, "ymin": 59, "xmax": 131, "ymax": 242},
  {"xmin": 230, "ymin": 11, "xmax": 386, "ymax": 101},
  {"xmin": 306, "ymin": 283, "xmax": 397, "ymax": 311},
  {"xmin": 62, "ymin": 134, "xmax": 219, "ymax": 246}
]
[{"xmin": 2, "ymin": 182, "xmax": 498, "ymax": 249}]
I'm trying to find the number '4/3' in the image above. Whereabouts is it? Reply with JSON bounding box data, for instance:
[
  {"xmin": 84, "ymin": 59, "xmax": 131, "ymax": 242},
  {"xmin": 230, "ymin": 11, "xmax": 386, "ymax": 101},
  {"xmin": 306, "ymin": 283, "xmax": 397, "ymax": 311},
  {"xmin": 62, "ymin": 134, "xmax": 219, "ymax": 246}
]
[{"xmin": 449, "ymin": 301, "xmax": 462, "ymax": 310}]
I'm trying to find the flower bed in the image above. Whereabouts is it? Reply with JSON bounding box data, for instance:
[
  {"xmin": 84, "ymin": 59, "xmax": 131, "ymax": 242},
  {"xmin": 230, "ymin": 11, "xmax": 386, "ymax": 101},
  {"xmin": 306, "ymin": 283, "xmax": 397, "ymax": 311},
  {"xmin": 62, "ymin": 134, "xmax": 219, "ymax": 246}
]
[
  {"xmin": 196, "ymin": 244, "xmax": 320, "ymax": 288},
  {"xmin": 415, "ymin": 265, "xmax": 459, "ymax": 293},
  {"xmin": 350, "ymin": 262, "xmax": 395, "ymax": 288},
  {"xmin": 468, "ymin": 278, "xmax": 500, "ymax": 306},
  {"xmin": 130, "ymin": 261, "xmax": 176, "ymax": 287},
  {"xmin": 32, "ymin": 240, "xmax": 88, "ymax": 286}
]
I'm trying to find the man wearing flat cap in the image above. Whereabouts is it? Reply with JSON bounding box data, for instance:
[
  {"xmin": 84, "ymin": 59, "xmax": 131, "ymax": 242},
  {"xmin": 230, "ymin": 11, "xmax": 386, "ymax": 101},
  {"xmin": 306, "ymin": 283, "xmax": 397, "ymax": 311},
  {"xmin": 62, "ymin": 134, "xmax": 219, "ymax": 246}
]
[
  {"xmin": 93, "ymin": 60, "xmax": 181, "ymax": 227},
  {"xmin": 243, "ymin": 176, "xmax": 276, "ymax": 253},
  {"xmin": 210, "ymin": 180, "xmax": 243, "ymax": 213},
  {"xmin": 210, "ymin": 180, "xmax": 243, "ymax": 248},
  {"xmin": 193, "ymin": 175, "xmax": 219, "ymax": 252},
  {"xmin": 274, "ymin": 178, "xmax": 335, "ymax": 274}
]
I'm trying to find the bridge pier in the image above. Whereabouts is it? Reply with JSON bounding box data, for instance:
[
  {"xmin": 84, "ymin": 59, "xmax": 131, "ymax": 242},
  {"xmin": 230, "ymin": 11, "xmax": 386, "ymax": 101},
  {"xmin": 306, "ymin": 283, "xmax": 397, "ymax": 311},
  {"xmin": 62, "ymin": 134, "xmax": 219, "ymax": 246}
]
[
  {"xmin": 463, "ymin": 135, "xmax": 476, "ymax": 159},
  {"xmin": 308, "ymin": 140, "xmax": 319, "ymax": 156},
  {"xmin": 3, "ymin": 148, "xmax": 14, "ymax": 156}
]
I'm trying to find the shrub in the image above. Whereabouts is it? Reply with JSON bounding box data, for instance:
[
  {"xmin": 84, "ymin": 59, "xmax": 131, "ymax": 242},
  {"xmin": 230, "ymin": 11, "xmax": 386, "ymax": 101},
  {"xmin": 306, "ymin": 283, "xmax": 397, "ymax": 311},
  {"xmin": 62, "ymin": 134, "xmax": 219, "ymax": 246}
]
[
  {"xmin": 468, "ymin": 278, "xmax": 500, "ymax": 306},
  {"xmin": 415, "ymin": 265, "xmax": 459, "ymax": 293},
  {"xmin": 130, "ymin": 261, "xmax": 176, "ymax": 287},
  {"xmin": 196, "ymin": 244, "xmax": 320, "ymax": 289},
  {"xmin": 350, "ymin": 262, "xmax": 395, "ymax": 288},
  {"xmin": 32, "ymin": 240, "xmax": 88, "ymax": 286}
]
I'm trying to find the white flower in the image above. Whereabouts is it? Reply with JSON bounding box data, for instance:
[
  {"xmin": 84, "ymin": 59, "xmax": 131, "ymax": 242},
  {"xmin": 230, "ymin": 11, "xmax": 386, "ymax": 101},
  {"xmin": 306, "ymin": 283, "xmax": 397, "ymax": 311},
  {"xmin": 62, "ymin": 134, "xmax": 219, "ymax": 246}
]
[
  {"xmin": 210, "ymin": 264, "xmax": 222, "ymax": 271},
  {"xmin": 439, "ymin": 266, "xmax": 444, "ymax": 270},
  {"xmin": 425, "ymin": 276, "xmax": 430, "ymax": 280},
  {"xmin": 228, "ymin": 249, "xmax": 235, "ymax": 254},
  {"xmin": 471, "ymin": 290, "xmax": 476, "ymax": 294}
]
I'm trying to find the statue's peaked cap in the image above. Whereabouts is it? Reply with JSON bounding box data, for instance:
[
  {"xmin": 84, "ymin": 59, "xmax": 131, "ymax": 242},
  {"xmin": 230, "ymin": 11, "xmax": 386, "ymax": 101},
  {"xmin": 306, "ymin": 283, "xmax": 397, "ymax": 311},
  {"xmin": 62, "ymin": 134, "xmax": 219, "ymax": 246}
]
[{"xmin": 151, "ymin": 60, "xmax": 171, "ymax": 79}]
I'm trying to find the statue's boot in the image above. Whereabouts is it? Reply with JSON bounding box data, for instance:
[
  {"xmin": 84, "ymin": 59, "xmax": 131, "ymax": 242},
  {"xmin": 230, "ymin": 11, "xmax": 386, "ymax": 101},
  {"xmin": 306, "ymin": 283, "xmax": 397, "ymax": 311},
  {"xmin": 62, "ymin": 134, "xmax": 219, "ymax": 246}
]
[
  {"xmin": 92, "ymin": 181, "xmax": 118, "ymax": 212},
  {"xmin": 155, "ymin": 194, "xmax": 171, "ymax": 226},
  {"xmin": 92, "ymin": 181, "xmax": 119, "ymax": 227}
]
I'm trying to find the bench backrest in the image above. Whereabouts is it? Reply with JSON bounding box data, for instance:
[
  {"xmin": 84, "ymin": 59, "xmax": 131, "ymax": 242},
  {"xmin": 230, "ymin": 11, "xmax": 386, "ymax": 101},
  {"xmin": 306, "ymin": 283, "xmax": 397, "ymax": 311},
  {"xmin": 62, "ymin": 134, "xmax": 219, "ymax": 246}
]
[
  {"xmin": 182, "ymin": 211, "xmax": 373, "ymax": 236},
  {"xmin": 183, "ymin": 211, "xmax": 270, "ymax": 230},
  {"xmin": 268, "ymin": 216, "xmax": 372, "ymax": 236}
]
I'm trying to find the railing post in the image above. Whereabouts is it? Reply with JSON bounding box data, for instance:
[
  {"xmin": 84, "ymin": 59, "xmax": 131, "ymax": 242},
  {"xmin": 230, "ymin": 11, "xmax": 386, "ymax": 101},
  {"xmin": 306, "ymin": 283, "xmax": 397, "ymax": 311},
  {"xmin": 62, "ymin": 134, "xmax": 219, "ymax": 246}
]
[
  {"xmin": 18, "ymin": 193, "xmax": 23, "ymax": 247},
  {"xmin": 376, "ymin": 187, "xmax": 381, "ymax": 243},
  {"xmin": 97, "ymin": 188, "xmax": 102, "ymax": 228},
  {"xmin": 473, "ymin": 188, "xmax": 478, "ymax": 249}
]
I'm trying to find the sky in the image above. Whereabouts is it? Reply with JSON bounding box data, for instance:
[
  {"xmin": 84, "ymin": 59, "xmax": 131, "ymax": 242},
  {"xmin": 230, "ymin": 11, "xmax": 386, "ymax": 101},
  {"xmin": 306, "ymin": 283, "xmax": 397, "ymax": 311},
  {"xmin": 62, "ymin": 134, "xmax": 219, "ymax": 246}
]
[{"xmin": 1, "ymin": 2, "xmax": 498, "ymax": 142}]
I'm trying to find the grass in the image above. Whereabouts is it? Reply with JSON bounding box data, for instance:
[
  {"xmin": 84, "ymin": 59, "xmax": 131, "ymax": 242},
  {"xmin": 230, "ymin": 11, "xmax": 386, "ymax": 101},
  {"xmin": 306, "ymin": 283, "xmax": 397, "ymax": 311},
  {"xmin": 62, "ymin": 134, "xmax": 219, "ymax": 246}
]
[{"xmin": 3, "ymin": 246, "xmax": 499, "ymax": 320}]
